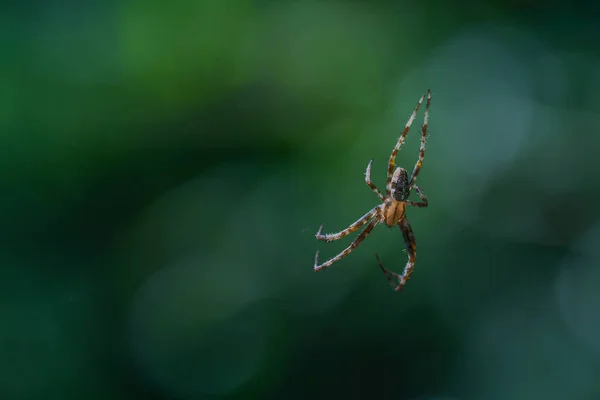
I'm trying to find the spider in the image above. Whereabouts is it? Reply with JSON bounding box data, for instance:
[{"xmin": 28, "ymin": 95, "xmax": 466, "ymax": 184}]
[{"xmin": 314, "ymin": 89, "xmax": 431, "ymax": 292}]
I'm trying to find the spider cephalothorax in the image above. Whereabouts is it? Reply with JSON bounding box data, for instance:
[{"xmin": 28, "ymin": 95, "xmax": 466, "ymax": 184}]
[
  {"xmin": 390, "ymin": 167, "xmax": 410, "ymax": 201},
  {"xmin": 314, "ymin": 90, "xmax": 431, "ymax": 292}
]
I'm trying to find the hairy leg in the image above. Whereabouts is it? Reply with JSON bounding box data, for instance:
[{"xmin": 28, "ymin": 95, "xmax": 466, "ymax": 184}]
[
  {"xmin": 365, "ymin": 159, "xmax": 385, "ymax": 201},
  {"xmin": 376, "ymin": 217, "xmax": 417, "ymax": 292},
  {"xmin": 315, "ymin": 219, "xmax": 379, "ymax": 271},
  {"xmin": 406, "ymin": 185, "xmax": 428, "ymax": 208},
  {"xmin": 316, "ymin": 206, "xmax": 380, "ymax": 242},
  {"xmin": 409, "ymin": 89, "xmax": 431, "ymax": 186},
  {"xmin": 386, "ymin": 93, "xmax": 425, "ymax": 195}
]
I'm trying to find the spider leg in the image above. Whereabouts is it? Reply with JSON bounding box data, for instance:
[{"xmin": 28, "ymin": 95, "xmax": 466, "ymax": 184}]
[
  {"xmin": 375, "ymin": 217, "xmax": 416, "ymax": 292},
  {"xmin": 315, "ymin": 219, "xmax": 379, "ymax": 271},
  {"xmin": 386, "ymin": 93, "xmax": 426, "ymax": 195},
  {"xmin": 406, "ymin": 185, "xmax": 428, "ymax": 208},
  {"xmin": 316, "ymin": 206, "xmax": 380, "ymax": 242},
  {"xmin": 409, "ymin": 89, "xmax": 431, "ymax": 186},
  {"xmin": 365, "ymin": 159, "xmax": 385, "ymax": 201}
]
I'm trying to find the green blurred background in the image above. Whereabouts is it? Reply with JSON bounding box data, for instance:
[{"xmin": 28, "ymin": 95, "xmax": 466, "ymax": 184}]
[{"xmin": 2, "ymin": 1, "xmax": 600, "ymax": 399}]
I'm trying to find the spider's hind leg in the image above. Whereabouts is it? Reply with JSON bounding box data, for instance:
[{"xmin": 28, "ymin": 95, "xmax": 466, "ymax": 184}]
[
  {"xmin": 365, "ymin": 159, "xmax": 385, "ymax": 201},
  {"xmin": 386, "ymin": 93, "xmax": 426, "ymax": 195},
  {"xmin": 406, "ymin": 185, "xmax": 428, "ymax": 208},
  {"xmin": 376, "ymin": 217, "xmax": 416, "ymax": 292},
  {"xmin": 409, "ymin": 89, "xmax": 431, "ymax": 187}
]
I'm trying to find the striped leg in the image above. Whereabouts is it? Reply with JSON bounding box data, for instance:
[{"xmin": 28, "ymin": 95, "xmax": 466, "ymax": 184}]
[
  {"xmin": 386, "ymin": 93, "xmax": 426, "ymax": 195},
  {"xmin": 376, "ymin": 217, "xmax": 417, "ymax": 292},
  {"xmin": 406, "ymin": 185, "xmax": 428, "ymax": 208},
  {"xmin": 409, "ymin": 89, "xmax": 431, "ymax": 186},
  {"xmin": 316, "ymin": 207, "xmax": 379, "ymax": 242},
  {"xmin": 365, "ymin": 159, "xmax": 384, "ymax": 201},
  {"xmin": 314, "ymin": 219, "xmax": 379, "ymax": 271}
]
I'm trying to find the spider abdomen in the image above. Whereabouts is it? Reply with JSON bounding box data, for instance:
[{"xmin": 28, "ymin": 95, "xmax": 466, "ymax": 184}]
[{"xmin": 383, "ymin": 200, "xmax": 406, "ymax": 227}]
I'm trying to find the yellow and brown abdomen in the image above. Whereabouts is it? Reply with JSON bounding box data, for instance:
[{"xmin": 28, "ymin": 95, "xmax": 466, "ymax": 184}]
[{"xmin": 383, "ymin": 200, "xmax": 406, "ymax": 227}]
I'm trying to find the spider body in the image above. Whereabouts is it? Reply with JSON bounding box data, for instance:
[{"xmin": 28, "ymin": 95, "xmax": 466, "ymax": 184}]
[
  {"xmin": 390, "ymin": 167, "xmax": 410, "ymax": 201},
  {"xmin": 383, "ymin": 199, "xmax": 406, "ymax": 227},
  {"xmin": 313, "ymin": 90, "xmax": 431, "ymax": 292}
]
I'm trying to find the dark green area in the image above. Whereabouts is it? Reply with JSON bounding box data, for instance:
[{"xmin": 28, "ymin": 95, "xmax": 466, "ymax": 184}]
[{"xmin": 2, "ymin": 1, "xmax": 600, "ymax": 399}]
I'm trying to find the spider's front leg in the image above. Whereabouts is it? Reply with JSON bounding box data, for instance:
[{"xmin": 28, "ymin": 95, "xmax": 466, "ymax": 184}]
[
  {"xmin": 406, "ymin": 185, "xmax": 428, "ymax": 208},
  {"xmin": 315, "ymin": 219, "xmax": 379, "ymax": 271},
  {"xmin": 316, "ymin": 206, "xmax": 379, "ymax": 242},
  {"xmin": 376, "ymin": 217, "xmax": 416, "ymax": 292}
]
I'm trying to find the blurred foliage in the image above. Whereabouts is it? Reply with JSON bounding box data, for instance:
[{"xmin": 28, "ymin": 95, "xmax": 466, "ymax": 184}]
[{"xmin": 1, "ymin": 1, "xmax": 600, "ymax": 399}]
